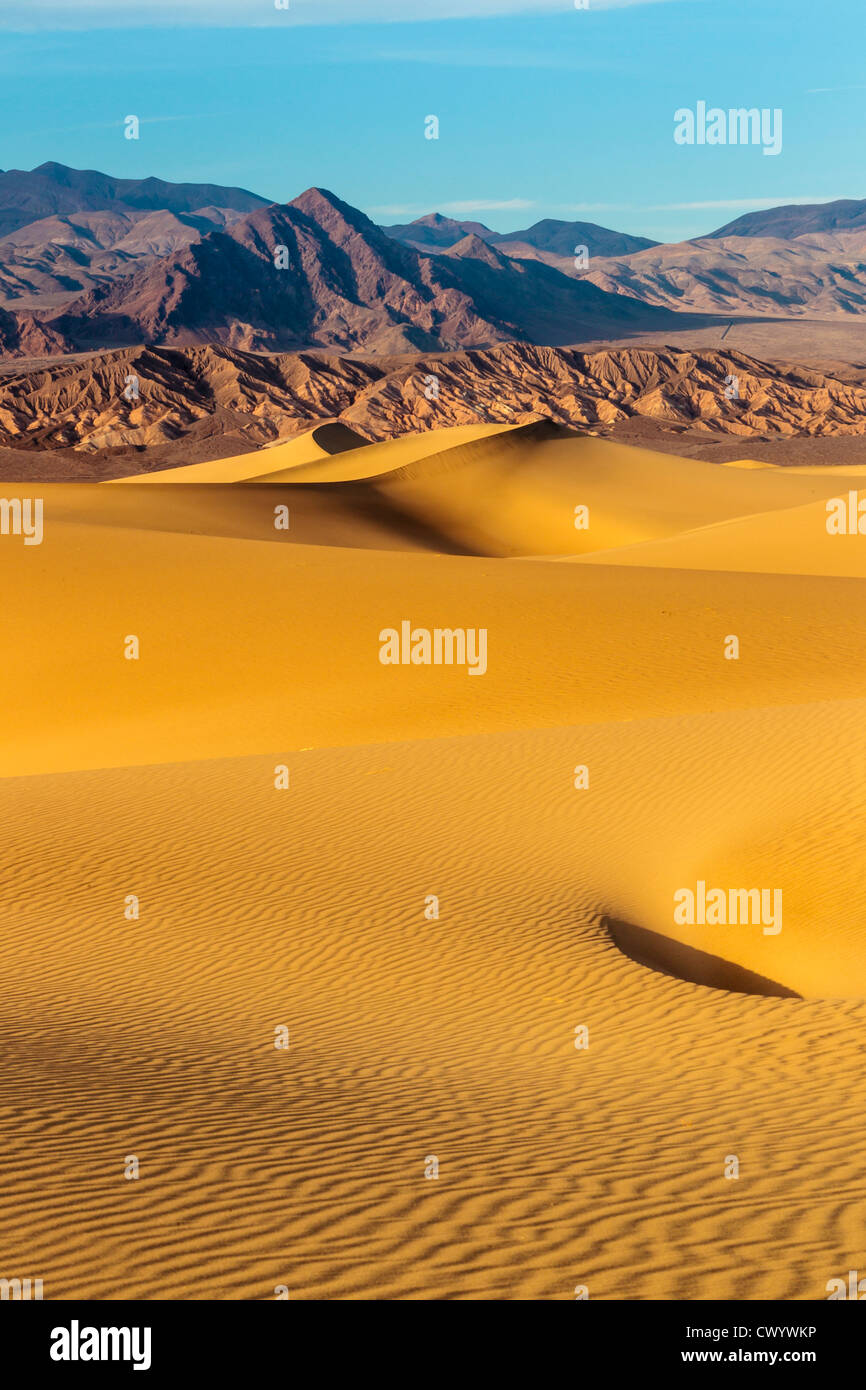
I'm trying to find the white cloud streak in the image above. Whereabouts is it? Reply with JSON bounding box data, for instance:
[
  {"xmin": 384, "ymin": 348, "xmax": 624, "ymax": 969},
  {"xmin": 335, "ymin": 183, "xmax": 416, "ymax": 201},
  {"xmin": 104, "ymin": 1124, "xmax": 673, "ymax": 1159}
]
[
  {"xmin": 370, "ymin": 198, "xmax": 536, "ymax": 217},
  {"xmin": 650, "ymin": 195, "xmax": 848, "ymax": 211},
  {"xmin": 369, "ymin": 193, "xmax": 852, "ymax": 230},
  {"xmin": 559, "ymin": 196, "xmax": 847, "ymax": 213},
  {"xmin": 0, "ymin": 0, "xmax": 681, "ymax": 29}
]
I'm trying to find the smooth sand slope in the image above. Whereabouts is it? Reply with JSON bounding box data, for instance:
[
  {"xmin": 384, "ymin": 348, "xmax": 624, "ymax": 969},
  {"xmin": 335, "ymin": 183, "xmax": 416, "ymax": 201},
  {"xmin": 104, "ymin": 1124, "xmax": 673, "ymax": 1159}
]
[
  {"xmin": 1, "ymin": 420, "xmax": 865, "ymax": 1299},
  {"xmin": 574, "ymin": 490, "xmax": 866, "ymax": 577}
]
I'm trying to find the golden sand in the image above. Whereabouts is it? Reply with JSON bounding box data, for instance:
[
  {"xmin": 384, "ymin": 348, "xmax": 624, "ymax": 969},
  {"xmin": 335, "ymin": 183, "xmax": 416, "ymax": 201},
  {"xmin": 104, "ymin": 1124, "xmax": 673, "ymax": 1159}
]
[{"xmin": 1, "ymin": 422, "xmax": 864, "ymax": 1299}]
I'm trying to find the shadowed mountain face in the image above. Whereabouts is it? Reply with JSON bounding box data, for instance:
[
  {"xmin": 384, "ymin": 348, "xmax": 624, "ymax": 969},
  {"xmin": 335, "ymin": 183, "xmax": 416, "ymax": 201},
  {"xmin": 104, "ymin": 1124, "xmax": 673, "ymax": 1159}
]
[
  {"xmin": 707, "ymin": 197, "xmax": 866, "ymax": 239},
  {"xmin": 493, "ymin": 218, "xmax": 658, "ymax": 258},
  {"xmin": 0, "ymin": 207, "xmax": 267, "ymax": 309},
  {"xmin": 0, "ymin": 163, "xmax": 276, "ymax": 344},
  {"xmin": 0, "ymin": 305, "xmax": 68, "ymax": 358},
  {"xmin": 381, "ymin": 212, "xmax": 500, "ymax": 250},
  {"xmin": 383, "ymin": 212, "xmax": 657, "ymax": 258},
  {"xmin": 0, "ymin": 162, "xmax": 268, "ymax": 238},
  {"xmin": 50, "ymin": 188, "xmax": 682, "ymax": 354}
]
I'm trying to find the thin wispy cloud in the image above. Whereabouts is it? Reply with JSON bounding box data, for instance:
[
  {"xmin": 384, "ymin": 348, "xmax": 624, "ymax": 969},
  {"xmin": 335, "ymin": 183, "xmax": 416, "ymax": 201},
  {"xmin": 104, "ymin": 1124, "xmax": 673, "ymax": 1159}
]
[
  {"xmin": 559, "ymin": 196, "xmax": 845, "ymax": 214},
  {"xmin": 651, "ymin": 196, "xmax": 845, "ymax": 211},
  {"xmin": 358, "ymin": 47, "xmax": 618, "ymax": 69},
  {"xmin": 0, "ymin": 0, "xmax": 681, "ymax": 28},
  {"xmin": 11, "ymin": 114, "xmax": 226, "ymax": 141},
  {"xmin": 557, "ymin": 203, "xmax": 637, "ymax": 213},
  {"xmin": 369, "ymin": 198, "xmax": 536, "ymax": 217},
  {"xmin": 372, "ymin": 194, "xmax": 845, "ymax": 224}
]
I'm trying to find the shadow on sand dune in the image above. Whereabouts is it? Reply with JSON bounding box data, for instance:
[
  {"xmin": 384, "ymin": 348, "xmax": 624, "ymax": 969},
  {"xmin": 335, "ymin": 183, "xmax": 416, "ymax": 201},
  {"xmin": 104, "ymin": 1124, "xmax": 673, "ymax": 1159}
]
[
  {"xmin": 604, "ymin": 916, "xmax": 801, "ymax": 999},
  {"xmin": 307, "ymin": 422, "xmax": 371, "ymax": 454}
]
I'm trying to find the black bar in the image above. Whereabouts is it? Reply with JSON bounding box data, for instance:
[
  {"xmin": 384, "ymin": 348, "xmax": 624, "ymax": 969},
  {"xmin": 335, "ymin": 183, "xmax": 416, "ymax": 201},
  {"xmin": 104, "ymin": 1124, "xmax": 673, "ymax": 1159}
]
[{"xmin": 1, "ymin": 1298, "xmax": 856, "ymax": 1376}]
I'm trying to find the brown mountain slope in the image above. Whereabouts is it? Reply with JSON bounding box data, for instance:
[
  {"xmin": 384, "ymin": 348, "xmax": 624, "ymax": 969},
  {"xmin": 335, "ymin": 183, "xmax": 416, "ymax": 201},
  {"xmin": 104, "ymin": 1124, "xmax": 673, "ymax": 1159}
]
[
  {"xmin": 492, "ymin": 217, "xmax": 657, "ymax": 258},
  {"xmin": 0, "ymin": 206, "xmax": 254, "ymax": 309},
  {"xmin": 5, "ymin": 176, "xmax": 866, "ymax": 344},
  {"xmin": 383, "ymin": 211, "xmax": 657, "ymax": 258},
  {"xmin": 48, "ymin": 188, "xmax": 686, "ymax": 355},
  {"xmin": 0, "ymin": 344, "xmax": 381, "ymax": 452},
  {"xmin": 49, "ymin": 193, "xmax": 504, "ymax": 353},
  {"xmin": 1, "ymin": 342, "xmax": 865, "ymax": 466},
  {"xmin": 0, "ymin": 161, "xmax": 269, "ymax": 238},
  {"xmin": 579, "ymin": 231, "xmax": 866, "ymax": 319},
  {"xmin": 707, "ymin": 197, "xmax": 866, "ymax": 239},
  {"xmin": 0, "ymin": 306, "xmax": 70, "ymax": 358},
  {"xmin": 381, "ymin": 212, "xmax": 498, "ymax": 250}
]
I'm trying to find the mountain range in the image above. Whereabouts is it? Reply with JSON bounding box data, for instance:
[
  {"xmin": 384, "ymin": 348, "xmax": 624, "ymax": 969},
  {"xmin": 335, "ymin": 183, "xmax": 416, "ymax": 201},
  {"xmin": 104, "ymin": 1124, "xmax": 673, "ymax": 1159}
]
[
  {"xmin": 384, "ymin": 198, "xmax": 866, "ymax": 323},
  {"xmin": 2, "ymin": 176, "xmax": 686, "ymax": 357},
  {"xmin": 0, "ymin": 165, "xmax": 864, "ymax": 361},
  {"xmin": 0, "ymin": 161, "xmax": 268, "ymax": 238},
  {"xmin": 381, "ymin": 210, "xmax": 657, "ymax": 258},
  {"xmin": 3, "ymin": 341, "xmax": 865, "ymax": 470}
]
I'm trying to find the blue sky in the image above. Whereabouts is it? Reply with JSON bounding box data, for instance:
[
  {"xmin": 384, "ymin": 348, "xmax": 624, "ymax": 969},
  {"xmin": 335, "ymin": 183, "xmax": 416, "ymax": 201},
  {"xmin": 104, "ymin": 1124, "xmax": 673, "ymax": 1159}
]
[{"xmin": 0, "ymin": 0, "xmax": 862, "ymax": 242}]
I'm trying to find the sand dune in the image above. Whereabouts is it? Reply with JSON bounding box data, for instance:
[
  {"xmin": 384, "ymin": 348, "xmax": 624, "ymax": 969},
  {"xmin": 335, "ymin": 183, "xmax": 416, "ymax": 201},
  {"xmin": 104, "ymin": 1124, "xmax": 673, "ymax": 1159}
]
[
  {"xmin": 248, "ymin": 422, "xmax": 512, "ymax": 483},
  {"xmin": 2, "ymin": 723, "xmax": 866, "ymax": 1300},
  {"xmin": 342, "ymin": 426, "xmax": 861, "ymax": 557},
  {"xmin": 101, "ymin": 420, "xmax": 866, "ymax": 560},
  {"xmin": 2, "ymin": 420, "xmax": 866, "ymax": 1300},
  {"xmin": 575, "ymin": 490, "xmax": 866, "ymax": 576},
  {"xmin": 111, "ymin": 421, "xmax": 373, "ymax": 484},
  {"xmin": 6, "ymin": 515, "xmax": 866, "ymax": 777}
]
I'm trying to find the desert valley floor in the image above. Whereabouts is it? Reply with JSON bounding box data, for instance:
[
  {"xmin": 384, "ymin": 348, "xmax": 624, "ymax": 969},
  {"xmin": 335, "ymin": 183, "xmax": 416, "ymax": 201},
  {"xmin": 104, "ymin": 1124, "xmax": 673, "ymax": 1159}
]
[{"xmin": 2, "ymin": 420, "xmax": 866, "ymax": 1299}]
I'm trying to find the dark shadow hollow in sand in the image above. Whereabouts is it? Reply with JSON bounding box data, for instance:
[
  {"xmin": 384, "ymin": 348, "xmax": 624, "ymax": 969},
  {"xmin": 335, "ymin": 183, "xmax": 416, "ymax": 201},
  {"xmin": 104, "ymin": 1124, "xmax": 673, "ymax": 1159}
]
[
  {"xmin": 604, "ymin": 916, "xmax": 801, "ymax": 999},
  {"xmin": 309, "ymin": 422, "xmax": 371, "ymax": 454}
]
